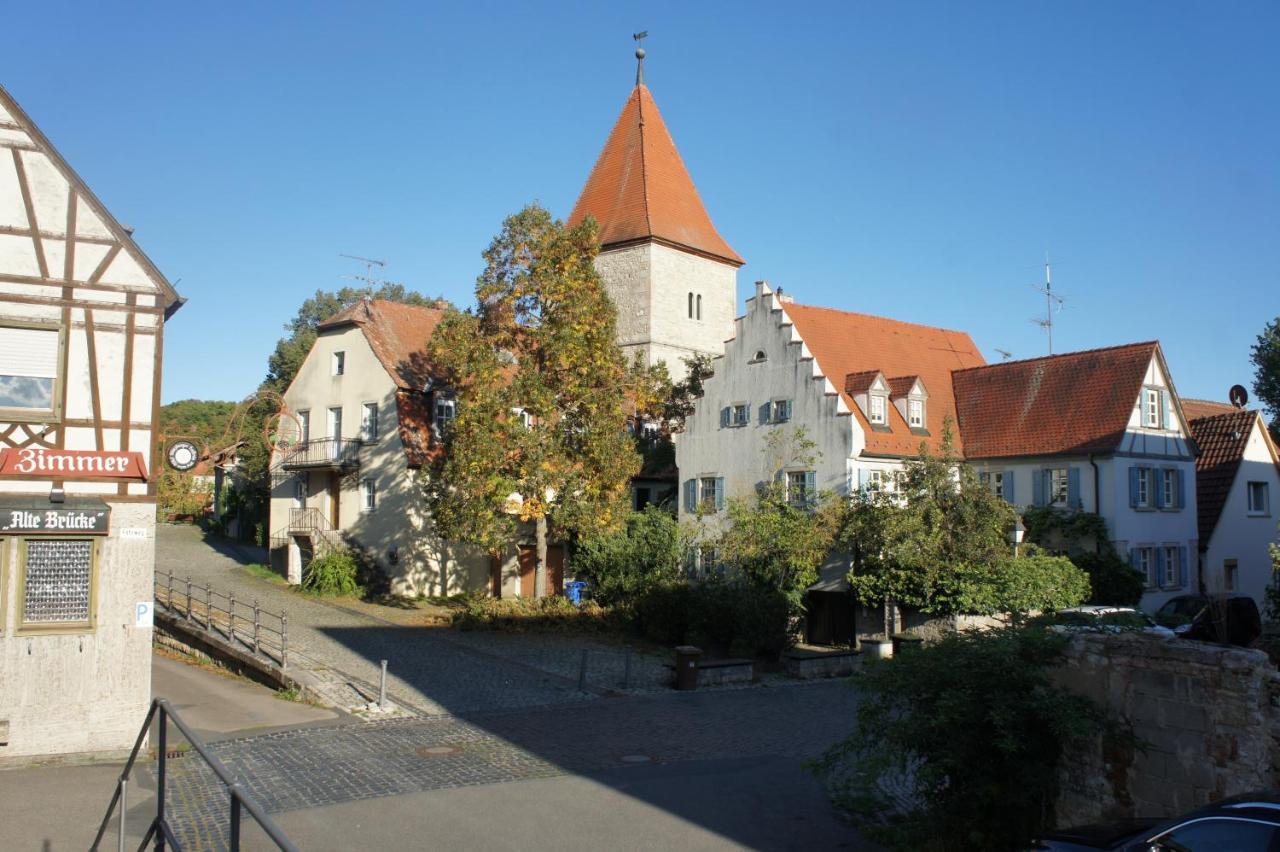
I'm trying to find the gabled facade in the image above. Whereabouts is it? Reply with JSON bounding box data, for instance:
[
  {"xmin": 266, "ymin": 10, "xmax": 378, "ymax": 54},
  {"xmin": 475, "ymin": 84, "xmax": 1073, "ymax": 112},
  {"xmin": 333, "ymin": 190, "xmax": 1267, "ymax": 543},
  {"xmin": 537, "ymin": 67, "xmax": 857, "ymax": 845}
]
[
  {"xmin": 955, "ymin": 343, "xmax": 1199, "ymax": 610},
  {"xmin": 268, "ymin": 300, "xmax": 495, "ymax": 597},
  {"xmin": 569, "ymin": 83, "xmax": 743, "ymax": 376},
  {"xmin": 0, "ymin": 85, "xmax": 182, "ymax": 762},
  {"xmin": 1186, "ymin": 400, "xmax": 1280, "ymax": 608}
]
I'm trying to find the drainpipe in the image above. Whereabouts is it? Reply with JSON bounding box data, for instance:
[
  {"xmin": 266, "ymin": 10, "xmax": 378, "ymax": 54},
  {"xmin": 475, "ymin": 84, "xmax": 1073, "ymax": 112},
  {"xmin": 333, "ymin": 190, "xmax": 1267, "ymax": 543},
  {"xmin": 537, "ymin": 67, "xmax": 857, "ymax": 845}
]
[{"xmin": 1088, "ymin": 453, "xmax": 1101, "ymax": 554}]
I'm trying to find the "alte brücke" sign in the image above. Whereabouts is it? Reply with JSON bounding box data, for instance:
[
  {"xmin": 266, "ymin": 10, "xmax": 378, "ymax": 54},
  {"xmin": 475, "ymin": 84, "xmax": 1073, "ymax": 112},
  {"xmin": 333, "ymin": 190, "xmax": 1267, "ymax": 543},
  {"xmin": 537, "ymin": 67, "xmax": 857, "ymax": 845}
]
[{"xmin": 0, "ymin": 507, "xmax": 109, "ymax": 535}]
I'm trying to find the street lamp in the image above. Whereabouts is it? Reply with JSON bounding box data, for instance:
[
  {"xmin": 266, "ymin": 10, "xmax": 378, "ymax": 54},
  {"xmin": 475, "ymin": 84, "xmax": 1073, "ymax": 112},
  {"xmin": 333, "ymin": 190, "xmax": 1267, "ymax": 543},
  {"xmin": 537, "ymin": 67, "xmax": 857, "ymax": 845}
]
[{"xmin": 1011, "ymin": 517, "xmax": 1026, "ymax": 558}]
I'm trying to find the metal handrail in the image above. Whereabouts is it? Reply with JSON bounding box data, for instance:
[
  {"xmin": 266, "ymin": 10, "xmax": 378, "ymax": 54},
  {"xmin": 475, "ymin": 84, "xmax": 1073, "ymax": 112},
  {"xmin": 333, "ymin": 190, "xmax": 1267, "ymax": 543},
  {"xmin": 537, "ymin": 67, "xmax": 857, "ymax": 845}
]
[
  {"xmin": 154, "ymin": 570, "xmax": 289, "ymax": 669},
  {"xmin": 89, "ymin": 698, "xmax": 297, "ymax": 851},
  {"xmin": 278, "ymin": 437, "xmax": 362, "ymax": 469}
]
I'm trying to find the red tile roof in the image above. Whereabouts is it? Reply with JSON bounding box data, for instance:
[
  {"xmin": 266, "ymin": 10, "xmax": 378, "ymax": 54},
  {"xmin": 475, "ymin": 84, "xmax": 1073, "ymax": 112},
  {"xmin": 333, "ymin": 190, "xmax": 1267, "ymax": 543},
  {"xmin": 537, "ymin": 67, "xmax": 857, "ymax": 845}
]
[
  {"xmin": 887, "ymin": 375, "xmax": 920, "ymax": 398},
  {"xmin": 1187, "ymin": 409, "xmax": 1267, "ymax": 546},
  {"xmin": 568, "ymin": 85, "xmax": 743, "ymax": 267},
  {"xmin": 783, "ymin": 302, "xmax": 985, "ymax": 456},
  {"xmin": 1181, "ymin": 398, "xmax": 1238, "ymax": 422},
  {"xmin": 952, "ymin": 342, "xmax": 1158, "ymax": 459},
  {"xmin": 319, "ymin": 299, "xmax": 445, "ymax": 390}
]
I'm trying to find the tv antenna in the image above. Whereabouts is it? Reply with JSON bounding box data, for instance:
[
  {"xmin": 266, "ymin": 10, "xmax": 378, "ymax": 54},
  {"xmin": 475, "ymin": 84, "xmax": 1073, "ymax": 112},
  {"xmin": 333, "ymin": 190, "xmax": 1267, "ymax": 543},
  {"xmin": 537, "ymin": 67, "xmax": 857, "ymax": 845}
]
[
  {"xmin": 339, "ymin": 253, "xmax": 387, "ymax": 288},
  {"xmin": 1030, "ymin": 253, "xmax": 1066, "ymax": 355},
  {"xmin": 994, "ymin": 348, "xmax": 1013, "ymax": 362}
]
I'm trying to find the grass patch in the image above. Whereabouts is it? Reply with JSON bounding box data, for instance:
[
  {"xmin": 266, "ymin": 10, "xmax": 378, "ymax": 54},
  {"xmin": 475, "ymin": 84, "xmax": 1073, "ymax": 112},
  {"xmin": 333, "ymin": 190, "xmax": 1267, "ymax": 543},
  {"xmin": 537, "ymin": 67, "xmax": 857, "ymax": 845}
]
[{"xmin": 239, "ymin": 563, "xmax": 287, "ymax": 585}]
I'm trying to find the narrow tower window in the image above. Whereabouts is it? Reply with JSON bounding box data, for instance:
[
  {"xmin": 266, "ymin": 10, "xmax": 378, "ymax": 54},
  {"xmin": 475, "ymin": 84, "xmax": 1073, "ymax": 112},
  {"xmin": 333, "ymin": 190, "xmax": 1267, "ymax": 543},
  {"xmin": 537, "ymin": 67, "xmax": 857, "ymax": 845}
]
[
  {"xmin": 696, "ymin": 294, "xmax": 702, "ymax": 320},
  {"xmin": 688, "ymin": 293, "xmax": 694, "ymax": 318}
]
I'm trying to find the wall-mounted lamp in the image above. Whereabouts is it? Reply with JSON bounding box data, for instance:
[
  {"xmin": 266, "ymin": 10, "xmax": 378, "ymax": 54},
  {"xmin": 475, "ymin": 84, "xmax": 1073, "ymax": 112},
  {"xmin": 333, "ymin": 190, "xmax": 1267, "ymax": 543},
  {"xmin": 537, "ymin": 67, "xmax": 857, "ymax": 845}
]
[{"xmin": 49, "ymin": 486, "xmax": 65, "ymax": 504}]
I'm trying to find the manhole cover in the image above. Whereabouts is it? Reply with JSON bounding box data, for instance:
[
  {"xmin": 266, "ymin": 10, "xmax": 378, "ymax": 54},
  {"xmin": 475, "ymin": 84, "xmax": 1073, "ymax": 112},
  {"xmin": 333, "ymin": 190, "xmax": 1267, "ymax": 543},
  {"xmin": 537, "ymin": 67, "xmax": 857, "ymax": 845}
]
[
  {"xmin": 416, "ymin": 745, "xmax": 462, "ymax": 757},
  {"xmin": 619, "ymin": 754, "xmax": 651, "ymax": 764}
]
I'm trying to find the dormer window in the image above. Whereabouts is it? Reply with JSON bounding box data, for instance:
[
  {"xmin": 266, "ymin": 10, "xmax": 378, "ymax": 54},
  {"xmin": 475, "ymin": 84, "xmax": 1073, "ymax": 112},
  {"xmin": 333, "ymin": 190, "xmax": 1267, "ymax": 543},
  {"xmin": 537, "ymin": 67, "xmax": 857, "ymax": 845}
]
[
  {"xmin": 1142, "ymin": 388, "xmax": 1160, "ymax": 428},
  {"xmin": 869, "ymin": 394, "xmax": 887, "ymax": 425},
  {"xmin": 908, "ymin": 398, "xmax": 924, "ymax": 428}
]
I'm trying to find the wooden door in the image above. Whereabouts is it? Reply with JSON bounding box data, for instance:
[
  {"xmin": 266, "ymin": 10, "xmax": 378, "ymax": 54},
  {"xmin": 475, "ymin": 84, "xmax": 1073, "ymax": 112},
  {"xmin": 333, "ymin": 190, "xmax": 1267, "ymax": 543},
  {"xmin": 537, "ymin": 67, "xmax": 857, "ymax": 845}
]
[
  {"xmin": 328, "ymin": 474, "xmax": 340, "ymax": 528},
  {"xmin": 518, "ymin": 545, "xmax": 564, "ymax": 597}
]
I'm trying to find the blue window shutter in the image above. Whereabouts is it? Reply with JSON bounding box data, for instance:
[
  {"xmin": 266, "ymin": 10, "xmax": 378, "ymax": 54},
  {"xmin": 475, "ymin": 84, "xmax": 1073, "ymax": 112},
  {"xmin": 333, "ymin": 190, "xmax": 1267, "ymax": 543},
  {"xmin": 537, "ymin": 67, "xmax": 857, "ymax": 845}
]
[
  {"xmin": 782, "ymin": 400, "xmax": 793, "ymax": 421},
  {"xmin": 759, "ymin": 403, "xmax": 771, "ymax": 425},
  {"xmin": 1176, "ymin": 469, "xmax": 1185, "ymax": 510},
  {"xmin": 1003, "ymin": 470, "xmax": 1015, "ymax": 503},
  {"xmin": 1032, "ymin": 470, "xmax": 1044, "ymax": 506},
  {"xmin": 1128, "ymin": 467, "xmax": 1139, "ymax": 508},
  {"xmin": 804, "ymin": 470, "xmax": 816, "ymax": 506},
  {"xmin": 715, "ymin": 477, "xmax": 725, "ymax": 511},
  {"xmin": 685, "ymin": 479, "xmax": 697, "ymax": 512},
  {"xmin": 720, "ymin": 407, "xmax": 730, "ymax": 428},
  {"xmin": 1128, "ymin": 547, "xmax": 1138, "ymax": 569},
  {"xmin": 1160, "ymin": 390, "xmax": 1170, "ymax": 430},
  {"xmin": 1068, "ymin": 467, "xmax": 1081, "ymax": 509},
  {"xmin": 1178, "ymin": 546, "xmax": 1189, "ymax": 587},
  {"xmin": 1154, "ymin": 547, "xmax": 1165, "ymax": 587},
  {"xmin": 857, "ymin": 468, "xmax": 869, "ymax": 493}
]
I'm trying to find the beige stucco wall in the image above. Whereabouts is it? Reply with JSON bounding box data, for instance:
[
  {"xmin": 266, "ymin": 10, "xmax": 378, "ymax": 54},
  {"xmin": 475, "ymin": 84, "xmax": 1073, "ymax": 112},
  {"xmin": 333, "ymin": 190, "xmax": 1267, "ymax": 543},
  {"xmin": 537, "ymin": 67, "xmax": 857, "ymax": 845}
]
[
  {"xmin": 0, "ymin": 501, "xmax": 155, "ymax": 764},
  {"xmin": 271, "ymin": 324, "xmax": 490, "ymax": 597}
]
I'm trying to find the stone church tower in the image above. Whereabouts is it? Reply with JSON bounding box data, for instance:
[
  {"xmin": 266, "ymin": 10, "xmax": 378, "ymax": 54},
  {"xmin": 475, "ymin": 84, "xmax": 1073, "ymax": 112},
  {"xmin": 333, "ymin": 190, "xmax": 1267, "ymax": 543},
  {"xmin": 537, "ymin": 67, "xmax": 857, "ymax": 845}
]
[{"xmin": 569, "ymin": 74, "xmax": 743, "ymax": 377}]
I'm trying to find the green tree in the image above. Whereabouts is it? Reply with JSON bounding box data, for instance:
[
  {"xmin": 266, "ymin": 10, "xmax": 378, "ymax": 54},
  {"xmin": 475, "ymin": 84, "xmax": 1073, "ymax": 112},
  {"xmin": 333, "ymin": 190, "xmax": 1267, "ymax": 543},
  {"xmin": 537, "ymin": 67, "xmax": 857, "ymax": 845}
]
[
  {"xmin": 574, "ymin": 506, "xmax": 686, "ymax": 606},
  {"xmin": 841, "ymin": 425, "xmax": 1088, "ymax": 622},
  {"xmin": 423, "ymin": 204, "xmax": 640, "ymax": 595},
  {"xmin": 1252, "ymin": 317, "xmax": 1280, "ymax": 441}
]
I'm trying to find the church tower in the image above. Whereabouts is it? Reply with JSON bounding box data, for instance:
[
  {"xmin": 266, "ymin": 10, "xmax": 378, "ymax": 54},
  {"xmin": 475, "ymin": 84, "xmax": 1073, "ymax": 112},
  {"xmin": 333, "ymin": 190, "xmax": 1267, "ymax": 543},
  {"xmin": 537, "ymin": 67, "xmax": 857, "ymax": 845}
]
[{"xmin": 568, "ymin": 56, "xmax": 743, "ymax": 377}]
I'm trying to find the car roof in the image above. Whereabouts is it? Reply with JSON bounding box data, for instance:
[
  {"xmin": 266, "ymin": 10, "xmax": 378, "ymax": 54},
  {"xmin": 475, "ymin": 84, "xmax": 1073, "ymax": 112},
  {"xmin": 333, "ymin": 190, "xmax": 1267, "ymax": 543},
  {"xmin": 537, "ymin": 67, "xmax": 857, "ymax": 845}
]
[{"xmin": 1059, "ymin": 606, "xmax": 1139, "ymax": 615}]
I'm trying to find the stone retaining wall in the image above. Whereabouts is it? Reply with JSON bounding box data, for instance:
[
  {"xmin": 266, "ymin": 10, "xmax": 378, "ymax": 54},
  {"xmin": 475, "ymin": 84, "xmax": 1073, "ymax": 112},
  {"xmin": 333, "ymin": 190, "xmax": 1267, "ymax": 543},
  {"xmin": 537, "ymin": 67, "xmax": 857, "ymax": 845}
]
[{"xmin": 1054, "ymin": 632, "xmax": 1280, "ymax": 826}]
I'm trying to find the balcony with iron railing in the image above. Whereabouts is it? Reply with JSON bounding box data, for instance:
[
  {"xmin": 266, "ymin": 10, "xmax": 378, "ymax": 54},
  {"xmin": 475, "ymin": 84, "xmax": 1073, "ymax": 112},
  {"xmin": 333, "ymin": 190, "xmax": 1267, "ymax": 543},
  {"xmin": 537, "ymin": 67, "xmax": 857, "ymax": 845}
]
[{"xmin": 278, "ymin": 437, "xmax": 363, "ymax": 471}]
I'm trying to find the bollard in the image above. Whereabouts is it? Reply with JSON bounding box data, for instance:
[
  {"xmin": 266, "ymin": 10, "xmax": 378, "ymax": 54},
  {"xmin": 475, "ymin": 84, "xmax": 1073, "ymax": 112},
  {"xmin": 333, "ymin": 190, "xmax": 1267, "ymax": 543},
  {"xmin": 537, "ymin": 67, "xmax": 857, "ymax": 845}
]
[
  {"xmin": 204, "ymin": 584, "xmax": 212, "ymax": 630},
  {"xmin": 228, "ymin": 592, "xmax": 236, "ymax": 641},
  {"xmin": 185, "ymin": 577, "xmax": 193, "ymax": 621},
  {"xmin": 623, "ymin": 645, "xmax": 632, "ymax": 690},
  {"xmin": 578, "ymin": 649, "xmax": 589, "ymax": 691},
  {"xmin": 379, "ymin": 659, "xmax": 388, "ymax": 710},
  {"xmin": 281, "ymin": 613, "xmax": 289, "ymax": 669}
]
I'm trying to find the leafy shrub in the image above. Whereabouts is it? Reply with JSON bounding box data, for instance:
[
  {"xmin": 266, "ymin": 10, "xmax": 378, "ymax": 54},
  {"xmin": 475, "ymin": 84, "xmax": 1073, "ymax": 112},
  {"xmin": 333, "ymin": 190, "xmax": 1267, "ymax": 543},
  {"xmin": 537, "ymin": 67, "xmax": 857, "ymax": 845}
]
[
  {"xmin": 452, "ymin": 594, "xmax": 615, "ymax": 632},
  {"xmin": 1071, "ymin": 549, "xmax": 1144, "ymax": 606},
  {"xmin": 302, "ymin": 550, "xmax": 361, "ymax": 597},
  {"xmin": 812, "ymin": 626, "xmax": 1112, "ymax": 851},
  {"xmin": 1021, "ymin": 507, "xmax": 1143, "ymax": 606},
  {"xmin": 630, "ymin": 580, "xmax": 791, "ymax": 658},
  {"xmin": 573, "ymin": 506, "xmax": 684, "ymax": 606}
]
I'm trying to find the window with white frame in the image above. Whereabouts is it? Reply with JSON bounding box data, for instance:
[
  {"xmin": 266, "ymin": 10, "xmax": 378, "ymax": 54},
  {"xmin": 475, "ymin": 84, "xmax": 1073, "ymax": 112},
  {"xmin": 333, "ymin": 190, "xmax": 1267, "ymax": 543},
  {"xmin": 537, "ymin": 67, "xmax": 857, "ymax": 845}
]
[
  {"xmin": 1137, "ymin": 547, "xmax": 1155, "ymax": 587},
  {"xmin": 361, "ymin": 478, "xmax": 377, "ymax": 512},
  {"xmin": 297, "ymin": 409, "xmax": 310, "ymax": 443},
  {"xmin": 332, "ymin": 350, "xmax": 345, "ymax": 376},
  {"xmin": 0, "ymin": 323, "xmax": 62, "ymax": 417},
  {"xmin": 361, "ymin": 402, "xmax": 378, "ymax": 441},
  {"xmin": 1248, "ymin": 481, "xmax": 1270, "ymax": 515},
  {"xmin": 908, "ymin": 398, "xmax": 924, "ymax": 428},
  {"xmin": 1163, "ymin": 545, "xmax": 1179, "ymax": 586},
  {"xmin": 434, "ymin": 396, "xmax": 456, "ymax": 435},
  {"xmin": 328, "ymin": 406, "xmax": 343, "ymax": 441},
  {"xmin": 1161, "ymin": 469, "xmax": 1177, "ymax": 509},
  {"xmin": 732, "ymin": 404, "xmax": 749, "ymax": 427},
  {"xmin": 1049, "ymin": 468, "xmax": 1069, "ymax": 507},
  {"xmin": 699, "ymin": 476, "xmax": 720, "ymax": 511},
  {"xmin": 866, "ymin": 469, "xmax": 887, "ymax": 492},
  {"xmin": 1142, "ymin": 388, "xmax": 1160, "ymax": 428},
  {"xmin": 1135, "ymin": 467, "xmax": 1151, "ymax": 508},
  {"xmin": 787, "ymin": 470, "xmax": 814, "ymax": 507},
  {"xmin": 1224, "ymin": 559, "xmax": 1238, "ymax": 592},
  {"xmin": 772, "ymin": 399, "xmax": 792, "ymax": 423},
  {"xmin": 869, "ymin": 394, "xmax": 887, "ymax": 425},
  {"xmin": 980, "ymin": 471, "xmax": 1004, "ymax": 500}
]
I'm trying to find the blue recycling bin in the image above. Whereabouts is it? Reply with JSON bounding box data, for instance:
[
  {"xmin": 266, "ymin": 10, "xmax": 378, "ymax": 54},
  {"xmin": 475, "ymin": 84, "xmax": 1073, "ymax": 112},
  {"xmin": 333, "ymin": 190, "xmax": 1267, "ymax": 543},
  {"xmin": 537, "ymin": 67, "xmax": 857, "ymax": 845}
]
[{"xmin": 565, "ymin": 581, "xmax": 587, "ymax": 605}]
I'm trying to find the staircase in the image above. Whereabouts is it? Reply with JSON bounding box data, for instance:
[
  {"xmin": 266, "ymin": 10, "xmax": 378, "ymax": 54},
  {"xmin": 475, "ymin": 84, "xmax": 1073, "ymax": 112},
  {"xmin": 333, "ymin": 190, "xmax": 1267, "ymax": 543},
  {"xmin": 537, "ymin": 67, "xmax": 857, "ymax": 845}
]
[{"xmin": 268, "ymin": 507, "xmax": 346, "ymax": 568}]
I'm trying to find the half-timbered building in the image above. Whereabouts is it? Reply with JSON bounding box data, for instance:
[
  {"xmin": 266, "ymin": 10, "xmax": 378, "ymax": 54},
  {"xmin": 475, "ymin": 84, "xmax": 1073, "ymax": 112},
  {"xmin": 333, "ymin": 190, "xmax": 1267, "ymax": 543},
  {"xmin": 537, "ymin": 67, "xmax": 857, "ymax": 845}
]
[{"xmin": 0, "ymin": 85, "xmax": 182, "ymax": 763}]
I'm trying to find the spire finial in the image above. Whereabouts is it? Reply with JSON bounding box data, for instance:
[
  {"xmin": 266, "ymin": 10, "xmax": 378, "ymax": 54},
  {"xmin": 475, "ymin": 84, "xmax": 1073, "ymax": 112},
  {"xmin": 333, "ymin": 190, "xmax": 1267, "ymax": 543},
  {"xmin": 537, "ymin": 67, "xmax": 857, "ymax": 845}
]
[{"xmin": 633, "ymin": 31, "xmax": 648, "ymax": 86}]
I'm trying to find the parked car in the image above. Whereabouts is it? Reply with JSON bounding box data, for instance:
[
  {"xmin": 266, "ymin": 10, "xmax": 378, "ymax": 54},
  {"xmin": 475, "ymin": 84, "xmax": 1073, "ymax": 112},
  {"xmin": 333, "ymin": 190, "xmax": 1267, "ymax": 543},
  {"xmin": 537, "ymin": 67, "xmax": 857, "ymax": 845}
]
[
  {"xmin": 1032, "ymin": 791, "xmax": 1280, "ymax": 850},
  {"xmin": 1049, "ymin": 606, "xmax": 1175, "ymax": 638},
  {"xmin": 1154, "ymin": 594, "xmax": 1210, "ymax": 628},
  {"xmin": 1174, "ymin": 595, "xmax": 1262, "ymax": 648}
]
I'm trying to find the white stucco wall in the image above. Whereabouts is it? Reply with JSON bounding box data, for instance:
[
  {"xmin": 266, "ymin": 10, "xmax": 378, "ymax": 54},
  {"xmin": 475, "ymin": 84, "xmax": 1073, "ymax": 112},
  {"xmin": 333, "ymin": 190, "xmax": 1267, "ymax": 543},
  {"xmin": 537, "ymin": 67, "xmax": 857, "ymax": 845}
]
[
  {"xmin": 1203, "ymin": 417, "xmax": 1280, "ymax": 609},
  {"xmin": 595, "ymin": 241, "xmax": 737, "ymax": 379},
  {"xmin": 271, "ymin": 324, "xmax": 490, "ymax": 597}
]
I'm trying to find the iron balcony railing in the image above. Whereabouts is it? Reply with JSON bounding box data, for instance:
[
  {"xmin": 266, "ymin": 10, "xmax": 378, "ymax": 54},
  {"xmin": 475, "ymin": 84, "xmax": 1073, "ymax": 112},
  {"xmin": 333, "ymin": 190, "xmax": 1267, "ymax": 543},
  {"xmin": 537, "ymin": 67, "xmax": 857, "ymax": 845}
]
[
  {"xmin": 278, "ymin": 437, "xmax": 362, "ymax": 470},
  {"xmin": 90, "ymin": 698, "xmax": 298, "ymax": 851}
]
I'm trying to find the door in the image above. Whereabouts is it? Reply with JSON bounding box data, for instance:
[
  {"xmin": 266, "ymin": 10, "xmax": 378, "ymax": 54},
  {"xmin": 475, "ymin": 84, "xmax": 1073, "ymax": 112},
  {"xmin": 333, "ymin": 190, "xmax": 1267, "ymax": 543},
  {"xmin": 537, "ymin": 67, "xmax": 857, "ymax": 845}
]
[
  {"xmin": 806, "ymin": 592, "xmax": 855, "ymax": 646},
  {"xmin": 327, "ymin": 474, "xmax": 340, "ymax": 528},
  {"xmin": 518, "ymin": 545, "xmax": 564, "ymax": 597}
]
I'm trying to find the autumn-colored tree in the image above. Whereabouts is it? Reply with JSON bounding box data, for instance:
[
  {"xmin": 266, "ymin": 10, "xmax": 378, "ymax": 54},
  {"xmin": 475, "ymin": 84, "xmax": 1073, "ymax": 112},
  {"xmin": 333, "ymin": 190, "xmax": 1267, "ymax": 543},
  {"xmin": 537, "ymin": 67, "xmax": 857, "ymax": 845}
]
[{"xmin": 423, "ymin": 205, "xmax": 640, "ymax": 595}]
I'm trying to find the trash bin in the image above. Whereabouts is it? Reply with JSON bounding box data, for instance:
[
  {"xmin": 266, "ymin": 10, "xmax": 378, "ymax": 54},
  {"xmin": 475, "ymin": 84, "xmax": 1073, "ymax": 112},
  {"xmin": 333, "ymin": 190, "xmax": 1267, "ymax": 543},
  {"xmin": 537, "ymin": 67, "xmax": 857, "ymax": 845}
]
[
  {"xmin": 674, "ymin": 645, "xmax": 702, "ymax": 691},
  {"xmin": 565, "ymin": 581, "xmax": 587, "ymax": 605}
]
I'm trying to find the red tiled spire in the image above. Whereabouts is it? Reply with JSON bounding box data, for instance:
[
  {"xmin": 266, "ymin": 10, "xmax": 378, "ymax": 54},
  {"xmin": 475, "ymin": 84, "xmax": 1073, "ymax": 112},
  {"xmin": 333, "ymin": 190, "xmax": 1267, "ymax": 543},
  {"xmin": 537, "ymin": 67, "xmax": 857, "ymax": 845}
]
[{"xmin": 569, "ymin": 85, "xmax": 743, "ymax": 267}]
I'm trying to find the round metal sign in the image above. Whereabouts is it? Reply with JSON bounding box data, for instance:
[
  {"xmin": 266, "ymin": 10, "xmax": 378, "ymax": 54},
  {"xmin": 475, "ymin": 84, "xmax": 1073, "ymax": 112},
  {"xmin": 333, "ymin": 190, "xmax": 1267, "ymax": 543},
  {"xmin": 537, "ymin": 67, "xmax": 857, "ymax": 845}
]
[{"xmin": 166, "ymin": 441, "xmax": 200, "ymax": 472}]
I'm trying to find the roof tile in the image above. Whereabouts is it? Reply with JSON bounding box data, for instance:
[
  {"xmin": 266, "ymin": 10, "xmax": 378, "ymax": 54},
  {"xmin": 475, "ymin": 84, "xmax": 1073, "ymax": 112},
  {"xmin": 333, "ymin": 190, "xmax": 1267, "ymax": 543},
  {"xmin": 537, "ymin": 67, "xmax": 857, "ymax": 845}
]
[{"xmin": 1187, "ymin": 409, "xmax": 1259, "ymax": 544}]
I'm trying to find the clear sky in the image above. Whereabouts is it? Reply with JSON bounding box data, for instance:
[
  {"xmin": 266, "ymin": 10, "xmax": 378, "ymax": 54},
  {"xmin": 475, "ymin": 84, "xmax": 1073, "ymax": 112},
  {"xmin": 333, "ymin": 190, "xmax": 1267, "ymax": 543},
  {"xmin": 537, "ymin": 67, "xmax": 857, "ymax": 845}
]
[{"xmin": 5, "ymin": 2, "xmax": 1277, "ymax": 405}]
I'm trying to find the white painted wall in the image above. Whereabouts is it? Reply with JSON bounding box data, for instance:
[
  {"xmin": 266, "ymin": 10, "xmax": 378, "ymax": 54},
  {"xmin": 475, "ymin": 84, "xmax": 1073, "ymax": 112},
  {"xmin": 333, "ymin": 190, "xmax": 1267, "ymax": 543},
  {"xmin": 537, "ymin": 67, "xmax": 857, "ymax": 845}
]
[{"xmin": 1203, "ymin": 416, "xmax": 1280, "ymax": 609}]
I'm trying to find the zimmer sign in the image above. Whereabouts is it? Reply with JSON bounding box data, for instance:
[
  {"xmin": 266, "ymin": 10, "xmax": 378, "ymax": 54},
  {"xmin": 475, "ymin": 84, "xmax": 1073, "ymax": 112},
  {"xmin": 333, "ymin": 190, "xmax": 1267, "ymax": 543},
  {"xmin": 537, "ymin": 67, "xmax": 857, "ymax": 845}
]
[{"xmin": 0, "ymin": 448, "xmax": 148, "ymax": 480}]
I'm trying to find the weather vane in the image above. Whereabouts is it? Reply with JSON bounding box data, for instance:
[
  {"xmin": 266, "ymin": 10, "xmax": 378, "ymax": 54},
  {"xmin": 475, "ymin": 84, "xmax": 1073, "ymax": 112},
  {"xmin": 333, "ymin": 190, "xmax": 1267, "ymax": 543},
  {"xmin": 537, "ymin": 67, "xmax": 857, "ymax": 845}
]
[{"xmin": 633, "ymin": 31, "xmax": 648, "ymax": 86}]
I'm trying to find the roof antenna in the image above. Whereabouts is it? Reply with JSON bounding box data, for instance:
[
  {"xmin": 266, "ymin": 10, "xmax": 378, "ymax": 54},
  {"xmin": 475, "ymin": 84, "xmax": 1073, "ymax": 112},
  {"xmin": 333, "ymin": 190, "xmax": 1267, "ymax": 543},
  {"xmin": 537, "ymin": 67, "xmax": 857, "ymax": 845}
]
[
  {"xmin": 339, "ymin": 253, "xmax": 387, "ymax": 288},
  {"xmin": 994, "ymin": 348, "xmax": 1013, "ymax": 362},
  {"xmin": 633, "ymin": 31, "xmax": 648, "ymax": 86},
  {"xmin": 1030, "ymin": 252, "xmax": 1066, "ymax": 355}
]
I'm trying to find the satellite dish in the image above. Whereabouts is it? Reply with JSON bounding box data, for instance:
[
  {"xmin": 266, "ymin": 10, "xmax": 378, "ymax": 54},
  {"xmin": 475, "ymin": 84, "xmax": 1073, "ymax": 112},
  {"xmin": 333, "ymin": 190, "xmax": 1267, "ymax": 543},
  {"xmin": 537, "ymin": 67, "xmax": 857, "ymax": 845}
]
[{"xmin": 1229, "ymin": 385, "xmax": 1249, "ymax": 409}]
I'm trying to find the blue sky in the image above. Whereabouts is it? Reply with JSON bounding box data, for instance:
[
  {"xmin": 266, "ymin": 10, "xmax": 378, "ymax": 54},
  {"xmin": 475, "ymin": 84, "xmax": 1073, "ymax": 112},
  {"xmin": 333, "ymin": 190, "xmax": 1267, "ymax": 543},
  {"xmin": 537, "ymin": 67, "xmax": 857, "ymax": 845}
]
[{"xmin": 5, "ymin": 2, "xmax": 1277, "ymax": 405}]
